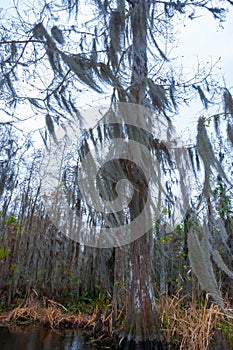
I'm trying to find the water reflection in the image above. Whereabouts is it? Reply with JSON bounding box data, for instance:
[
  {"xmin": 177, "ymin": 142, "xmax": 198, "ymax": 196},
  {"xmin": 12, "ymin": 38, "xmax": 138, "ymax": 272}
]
[{"xmin": 0, "ymin": 325, "xmax": 97, "ymax": 350}]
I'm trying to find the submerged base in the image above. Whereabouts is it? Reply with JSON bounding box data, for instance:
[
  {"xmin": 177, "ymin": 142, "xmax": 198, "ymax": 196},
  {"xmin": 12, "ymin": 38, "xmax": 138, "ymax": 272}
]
[{"xmin": 118, "ymin": 338, "xmax": 168, "ymax": 350}]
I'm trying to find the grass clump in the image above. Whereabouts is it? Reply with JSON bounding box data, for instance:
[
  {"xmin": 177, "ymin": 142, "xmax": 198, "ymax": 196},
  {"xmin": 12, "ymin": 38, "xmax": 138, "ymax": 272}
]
[{"xmin": 157, "ymin": 292, "xmax": 233, "ymax": 350}]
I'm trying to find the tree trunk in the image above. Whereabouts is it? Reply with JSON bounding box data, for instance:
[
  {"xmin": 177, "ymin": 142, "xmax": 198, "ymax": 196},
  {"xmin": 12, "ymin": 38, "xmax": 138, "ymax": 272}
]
[
  {"xmin": 114, "ymin": 1, "xmax": 167, "ymax": 348},
  {"xmin": 129, "ymin": 0, "xmax": 147, "ymax": 104}
]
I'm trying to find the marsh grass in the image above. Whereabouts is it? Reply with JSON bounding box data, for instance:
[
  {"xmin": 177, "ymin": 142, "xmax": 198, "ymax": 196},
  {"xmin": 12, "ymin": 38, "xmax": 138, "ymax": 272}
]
[
  {"xmin": 157, "ymin": 293, "xmax": 233, "ymax": 350},
  {"xmin": 0, "ymin": 297, "xmax": 116, "ymax": 346},
  {"xmin": 0, "ymin": 294, "xmax": 233, "ymax": 349}
]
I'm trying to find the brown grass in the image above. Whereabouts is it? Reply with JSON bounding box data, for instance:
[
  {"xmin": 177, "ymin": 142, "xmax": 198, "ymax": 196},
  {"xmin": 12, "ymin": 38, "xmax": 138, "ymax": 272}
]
[
  {"xmin": 1, "ymin": 295, "xmax": 233, "ymax": 349},
  {"xmin": 2, "ymin": 302, "xmax": 91, "ymax": 327},
  {"xmin": 157, "ymin": 293, "xmax": 233, "ymax": 350},
  {"xmin": 0, "ymin": 298, "xmax": 116, "ymax": 346}
]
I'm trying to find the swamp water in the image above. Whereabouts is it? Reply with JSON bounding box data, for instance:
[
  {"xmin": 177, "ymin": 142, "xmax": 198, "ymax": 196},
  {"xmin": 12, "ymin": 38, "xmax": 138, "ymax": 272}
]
[
  {"xmin": 1, "ymin": 325, "xmax": 229, "ymax": 350},
  {"xmin": 0, "ymin": 325, "xmax": 108, "ymax": 350}
]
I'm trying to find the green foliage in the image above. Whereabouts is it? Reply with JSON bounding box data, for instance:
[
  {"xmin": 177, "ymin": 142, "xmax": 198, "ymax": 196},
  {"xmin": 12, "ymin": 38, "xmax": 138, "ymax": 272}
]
[
  {"xmin": 65, "ymin": 286, "xmax": 110, "ymax": 313},
  {"xmin": 4, "ymin": 215, "xmax": 17, "ymax": 226},
  {"xmin": 0, "ymin": 300, "xmax": 14, "ymax": 312},
  {"xmin": 6, "ymin": 280, "xmax": 13, "ymax": 285},
  {"xmin": 175, "ymin": 223, "xmax": 184, "ymax": 236},
  {"xmin": 201, "ymin": 115, "xmax": 211, "ymax": 127},
  {"xmin": 11, "ymin": 263, "xmax": 18, "ymax": 271},
  {"xmin": 3, "ymin": 215, "xmax": 20, "ymax": 233},
  {"xmin": 213, "ymin": 183, "xmax": 233, "ymax": 218},
  {"xmin": 0, "ymin": 247, "xmax": 10, "ymax": 261},
  {"xmin": 159, "ymin": 234, "xmax": 173, "ymax": 245},
  {"xmin": 217, "ymin": 321, "xmax": 233, "ymax": 347}
]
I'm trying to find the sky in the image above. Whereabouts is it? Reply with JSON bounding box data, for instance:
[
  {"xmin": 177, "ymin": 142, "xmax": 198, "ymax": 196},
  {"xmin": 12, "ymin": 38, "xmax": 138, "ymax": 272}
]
[
  {"xmin": 172, "ymin": 6, "xmax": 233, "ymax": 141},
  {"xmin": 178, "ymin": 9, "xmax": 232, "ymax": 81},
  {"xmin": 0, "ymin": 0, "xmax": 233, "ymax": 144}
]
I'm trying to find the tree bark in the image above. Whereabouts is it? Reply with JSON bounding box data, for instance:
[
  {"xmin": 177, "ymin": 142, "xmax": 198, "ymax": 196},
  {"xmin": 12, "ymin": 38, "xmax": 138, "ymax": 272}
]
[
  {"xmin": 115, "ymin": 1, "xmax": 167, "ymax": 347},
  {"xmin": 129, "ymin": 0, "xmax": 147, "ymax": 104}
]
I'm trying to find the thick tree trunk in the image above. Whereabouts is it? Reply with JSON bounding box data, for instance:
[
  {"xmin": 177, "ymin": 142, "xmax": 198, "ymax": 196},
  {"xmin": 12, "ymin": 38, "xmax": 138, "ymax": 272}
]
[
  {"xmin": 114, "ymin": 1, "xmax": 167, "ymax": 348},
  {"xmin": 125, "ymin": 235, "xmax": 162, "ymax": 339}
]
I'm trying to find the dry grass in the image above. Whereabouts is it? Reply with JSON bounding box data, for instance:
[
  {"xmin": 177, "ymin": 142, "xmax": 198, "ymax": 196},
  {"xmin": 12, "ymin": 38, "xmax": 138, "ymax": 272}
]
[
  {"xmin": 0, "ymin": 298, "xmax": 116, "ymax": 346},
  {"xmin": 1, "ymin": 301, "xmax": 98, "ymax": 327},
  {"xmin": 157, "ymin": 293, "xmax": 233, "ymax": 350},
  {"xmin": 1, "ymin": 295, "xmax": 233, "ymax": 349}
]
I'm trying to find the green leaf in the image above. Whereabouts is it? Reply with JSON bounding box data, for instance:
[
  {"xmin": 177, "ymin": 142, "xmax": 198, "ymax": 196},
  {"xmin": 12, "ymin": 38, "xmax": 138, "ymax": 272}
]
[
  {"xmin": 11, "ymin": 263, "xmax": 18, "ymax": 270},
  {"xmin": 0, "ymin": 247, "xmax": 11, "ymax": 260}
]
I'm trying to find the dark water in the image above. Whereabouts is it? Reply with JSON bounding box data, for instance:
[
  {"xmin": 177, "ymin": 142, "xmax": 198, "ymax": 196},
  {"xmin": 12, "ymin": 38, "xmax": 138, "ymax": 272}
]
[
  {"xmin": 1, "ymin": 325, "xmax": 230, "ymax": 350},
  {"xmin": 0, "ymin": 326, "xmax": 100, "ymax": 350}
]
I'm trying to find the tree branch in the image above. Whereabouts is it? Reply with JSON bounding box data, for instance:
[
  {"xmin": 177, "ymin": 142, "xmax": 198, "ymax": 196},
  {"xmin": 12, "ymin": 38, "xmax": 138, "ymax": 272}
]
[{"xmin": 0, "ymin": 39, "xmax": 45, "ymax": 45}]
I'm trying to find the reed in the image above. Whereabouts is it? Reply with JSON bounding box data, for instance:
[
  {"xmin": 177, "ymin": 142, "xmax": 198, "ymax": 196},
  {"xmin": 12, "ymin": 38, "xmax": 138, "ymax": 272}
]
[{"xmin": 157, "ymin": 293, "xmax": 233, "ymax": 350}]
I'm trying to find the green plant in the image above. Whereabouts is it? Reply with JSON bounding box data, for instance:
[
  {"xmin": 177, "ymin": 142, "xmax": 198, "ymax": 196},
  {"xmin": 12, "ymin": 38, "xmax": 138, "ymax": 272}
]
[
  {"xmin": 4, "ymin": 215, "xmax": 20, "ymax": 232},
  {"xmin": 217, "ymin": 321, "xmax": 233, "ymax": 347},
  {"xmin": 0, "ymin": 300, "xmax": 14, "ymax": 312},
  {"xmin": 213, "ymin": 183, "xmax": 233, "ymax": 218},
  {"xmin": 4, "ymin": 215, "xmax": 17, "ymax": 226},
  {"xmin": 11, "ymin": 263, "xmax": 18, "ymax": 271},
  {"xmin": 0, "ymin": 247, "xmax": 11, "ymax": 261},
  {"xmin": 201, "ymin": 115, "xmax": 211, "ymax": 127},
  {"xmin": 0, "ymin": 301, "xmax": 6, "ymax": 312},
  {"xmin": 159, "ymin": 233, "xmax": 173, "ymax": 244}
]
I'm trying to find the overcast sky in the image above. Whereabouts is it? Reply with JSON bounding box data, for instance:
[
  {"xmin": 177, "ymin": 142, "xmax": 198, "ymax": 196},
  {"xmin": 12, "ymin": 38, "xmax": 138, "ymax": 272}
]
[
  {"xmin": 178, "ymin": 10, "xmax": 232, "ymax": 80},
  {"xmin": 1, "ymin": 1, "xmax": 233, "ymax": 142},
  {"xmin": 172, "ymin": 6, "xmax": 233, "ymax": 140}
]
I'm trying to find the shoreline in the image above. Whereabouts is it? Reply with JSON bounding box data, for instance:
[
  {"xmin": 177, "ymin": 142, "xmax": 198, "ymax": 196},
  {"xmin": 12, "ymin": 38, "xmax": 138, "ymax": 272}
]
[
  {"xmin": 0, "ymin": 296, "xmax": 233, "ymax": 349},
  {"xmin": 0, "ymin": 301, "xmax": 118, "ymax": 348}
]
